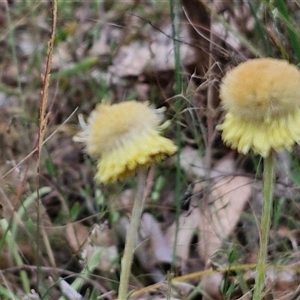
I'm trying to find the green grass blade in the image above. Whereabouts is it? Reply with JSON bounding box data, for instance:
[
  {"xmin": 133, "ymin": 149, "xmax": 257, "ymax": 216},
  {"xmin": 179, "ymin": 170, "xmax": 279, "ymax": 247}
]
[
  {"xmin": 247, "ymin": 0, "xmax": 273, "ymax": 56},
  {"xmin": 273, "ymin": 0, "xmax": 300, "ymax": 62}
]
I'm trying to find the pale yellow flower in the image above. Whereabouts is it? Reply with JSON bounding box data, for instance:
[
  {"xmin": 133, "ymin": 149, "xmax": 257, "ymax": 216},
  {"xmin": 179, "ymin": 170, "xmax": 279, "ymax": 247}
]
[
  {"xmin": 217, "ymin": 58, "xmax": 300, "ymax": 157},
  {"xmin": 75, "ymin": 101, "xmax": 177, "ymax": 183}
]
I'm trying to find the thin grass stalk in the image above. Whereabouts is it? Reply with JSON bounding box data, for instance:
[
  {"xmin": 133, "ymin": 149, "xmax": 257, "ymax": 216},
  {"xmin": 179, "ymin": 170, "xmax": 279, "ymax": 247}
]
[
  {"xmin": 35, "ymin": 0, "xmax": 57, "ymax": 288},
  {"xmin": 273, "ymin": 0, "xmax": 300, "ymax": 62},
  {"xmin": 169, "ymin": 0, "xmax": 183, "ymax": 278},
  {"xmin": 118, "ymin": 167, "xmax": 147, "ymax": 299},
  {"xmin": 253, "ymin": 152, "xmax": 275, "ymax": 299},
  {"xmin": 247, "ymin": 0, "xmax": 272, "ymax": 56},
  {"xmin": 206, "ymin": 0, "xmax": 217, "ymax": 177}
]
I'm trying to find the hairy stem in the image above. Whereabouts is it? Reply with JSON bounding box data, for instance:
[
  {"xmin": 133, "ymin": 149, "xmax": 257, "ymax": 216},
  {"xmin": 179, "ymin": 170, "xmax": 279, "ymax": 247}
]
[
  {"xmin": 253, "ymin": 152, "xmax": 274, "ymax": 299},
  {"xmin": 118, "ymin": 168, "xmax": 147, "ymax": 299}
]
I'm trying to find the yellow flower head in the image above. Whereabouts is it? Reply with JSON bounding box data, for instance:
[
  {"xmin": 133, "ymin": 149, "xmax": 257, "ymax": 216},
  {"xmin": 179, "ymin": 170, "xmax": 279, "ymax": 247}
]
[
  {"xmin": 74, "ymin": 101, "xmax": 177, "ymax": 183},
  {"xmin": 217, "ymin": 58, "xmax": 300, "ymax": 157}
]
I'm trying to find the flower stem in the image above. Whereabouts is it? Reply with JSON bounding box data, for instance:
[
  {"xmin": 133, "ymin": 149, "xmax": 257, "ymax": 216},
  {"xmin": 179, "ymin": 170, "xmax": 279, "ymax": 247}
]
[
  {"xmin": 118, "ymin": 168, "xmax": 147, "ymax": 299},
  {"xmin": 253, "ymin": 152, "xmax": 275, "ymax": 300}
]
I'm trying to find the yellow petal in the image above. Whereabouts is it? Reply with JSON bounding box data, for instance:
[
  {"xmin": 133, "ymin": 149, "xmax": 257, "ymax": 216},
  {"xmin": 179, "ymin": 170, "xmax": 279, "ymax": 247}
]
[
  {"xmin": 74, "ymin": 101, "xmax": 177, "ymax": 183},
  {"xmin": 218, "ymin": 58, "xmax": 300, "ymax": 156}
]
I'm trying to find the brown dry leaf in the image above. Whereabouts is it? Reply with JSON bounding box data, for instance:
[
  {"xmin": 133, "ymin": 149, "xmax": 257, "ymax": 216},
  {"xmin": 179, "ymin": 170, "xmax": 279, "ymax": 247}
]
[
  {"xmin": 167, "ymin": 153, "xmax": 240, "ymax": 273},
  {"xmin": 277, "ymin": 226, "xmax": 300, "ymax": 250},
  {"xmin": 66, "ymin": 222, "xmax": 90, "ymax": 252},
  {"xmin": 200, "ymin": 265, "xmax": 299, "ymax": 300},
  {"xmin": 109, "ymin": 23, "xmax": 194, "ymax": 80},
  {"xmin": 179, "ymin": 146, "xmax": 205, "ymax": 180},
  {"xmin": 140, "ymin": 213, "xmax": 173, "ymax": 264},
  {"xmin": 244, "ymin": 266, "xmax": 299, "ymax": 300},
  {"xmin": 69, "ymin": 222, "xmax": 119, "ymax": 274},
  {"xmin": 269, "ymin": 269, "xmax": 298, "ymax": 300},
  {"xmin": 157, "ymin": 281, "xmax": 195, "ymax": 299},
  {"xmin": 170, "ymin": 281, "xmax": 195, "ymax": 298},
  {"xmin": 198, "ymin": 175, "xmax": 252, "ymax": 261},
  {"xmin": 210, "ymin": 153, "xmax": 236, "ymax": 179},
  {"xmin": 117, "ymin": 188, "xmax": 135, "ymax": 213},
  {"xmin": 179, "ymin": 148, "xmax": 235, "ymax": 181},
  {"xmin": 165, "ymin": 207, "xmax": 202, "ymax": 275},
  {"xmin": 117, "ymin": 212, "xmax": 172, "ymax": 283},
  {"xmin": 67, "ymin": 221, "xmax": 119, "ymax": 274},
  {"xmin": 200, "ymin": 272, "xmax": 223, "ymax": 300},
  {"xmin": 267, "ymin": 267, "xmax": 298, "ymax": 299}
]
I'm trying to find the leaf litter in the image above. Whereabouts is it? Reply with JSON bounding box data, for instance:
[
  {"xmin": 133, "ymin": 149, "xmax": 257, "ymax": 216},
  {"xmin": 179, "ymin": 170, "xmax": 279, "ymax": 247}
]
[{"xmin": 0, "ymin": 1, "xmax": 300, "ymax": 299}]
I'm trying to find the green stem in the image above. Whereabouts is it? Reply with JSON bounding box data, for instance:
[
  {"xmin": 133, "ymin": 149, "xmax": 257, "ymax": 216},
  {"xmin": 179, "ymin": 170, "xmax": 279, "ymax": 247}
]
[
  {"xmin": 118, "ymin": 168, "xmax": 148, "ymax": 299},
  {"xmin": 169, "ymin": 0, "xmax": 183, "ymax": 275},
  {"xmin": 253, "ymin": 152, "xmax": 275, "ymax": 300}
]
